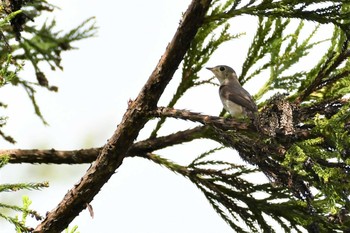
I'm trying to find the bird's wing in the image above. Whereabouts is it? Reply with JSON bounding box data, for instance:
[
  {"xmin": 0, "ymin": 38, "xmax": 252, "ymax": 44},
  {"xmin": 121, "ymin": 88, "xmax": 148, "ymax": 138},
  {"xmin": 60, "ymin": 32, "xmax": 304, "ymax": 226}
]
[{"xmin": 219, "ymin": 84, "xmax": 257, "ymax": 112}]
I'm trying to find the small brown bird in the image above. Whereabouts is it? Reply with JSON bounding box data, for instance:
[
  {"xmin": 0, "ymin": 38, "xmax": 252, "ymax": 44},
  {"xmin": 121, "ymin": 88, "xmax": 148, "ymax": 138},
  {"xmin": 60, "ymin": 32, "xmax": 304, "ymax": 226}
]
[{"xmin": 206, "ymin": 65, "xmax": 258, "ymax": 119}]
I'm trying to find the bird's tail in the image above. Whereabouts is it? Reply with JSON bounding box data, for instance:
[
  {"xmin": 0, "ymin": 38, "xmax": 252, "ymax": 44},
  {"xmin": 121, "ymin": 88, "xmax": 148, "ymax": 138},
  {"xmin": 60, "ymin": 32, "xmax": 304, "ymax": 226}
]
[
  {"xmin": 254, "ymin": 112, "xmax": 261, "ymax": 131},
  {"xmin": 247, "ymin": 111, "xmax": 260, "ymax": 131}
]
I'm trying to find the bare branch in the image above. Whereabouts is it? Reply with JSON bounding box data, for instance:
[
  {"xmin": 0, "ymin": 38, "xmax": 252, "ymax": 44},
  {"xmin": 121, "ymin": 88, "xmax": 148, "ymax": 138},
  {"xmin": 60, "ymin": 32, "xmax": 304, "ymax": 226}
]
[
  {"xmin": 131, "ymin": 126, "xmax": 209, "ymax": 155},
  {"xmin": 0, "ymin": 126, "xmax": 209, "ymax": 164},
  {"xmin": 148, "ymin": 107, "xmax": 251, "ymax": 130},
  {"xmin": 0, "ymin": 148, "xmax": 99, "ymax": 164}
]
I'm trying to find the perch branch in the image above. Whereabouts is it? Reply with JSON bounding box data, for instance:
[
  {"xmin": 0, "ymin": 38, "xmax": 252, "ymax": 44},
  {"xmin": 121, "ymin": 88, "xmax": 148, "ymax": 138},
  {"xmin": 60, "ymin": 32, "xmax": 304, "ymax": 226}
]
[{"xmin": 148, "ymin": 107, "xmax": 251, "ymax": 129}]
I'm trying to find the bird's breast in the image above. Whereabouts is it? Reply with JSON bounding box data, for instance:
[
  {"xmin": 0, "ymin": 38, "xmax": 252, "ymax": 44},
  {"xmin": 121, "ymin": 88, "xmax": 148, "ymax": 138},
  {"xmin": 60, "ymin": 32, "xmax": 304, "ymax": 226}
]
[{"xmin": 221, "ymin": 98, "xmax": 244, "ymax": 116}]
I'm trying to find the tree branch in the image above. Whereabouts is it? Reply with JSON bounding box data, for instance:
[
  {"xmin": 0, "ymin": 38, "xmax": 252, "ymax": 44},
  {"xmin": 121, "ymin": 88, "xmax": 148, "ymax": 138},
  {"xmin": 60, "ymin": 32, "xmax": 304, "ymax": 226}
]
[
  {"xmin": 7, "ymin": 95, "xmax": 343, "ymax": 166},
  {"xmin": 0, "ymin": 126, "xmax": 209, "ymax": 164},
  {"xmin": 296, "ymin": 40, "xmax": 350, "ymax": 104},
  {"xmin": 0, "ymin": 148, "xmax": 99, "ymax": 164},
  {"xmin": 206, "ymin": 1, "xmax": 350, "ymax": 36},
  {"xmin": 131, "ymin": 125, "xmax": 210, "ymax": 155},
  {"xmin": 33, "ymin": 1, "xmax": 213, "ymax": 232},
  {"xmin": 297, "ymin": 98, "xmax": 348, "ymax": 120},
  {"xmin": 148, "ymin": 107, "xmax": 252, "ymax": 130}
]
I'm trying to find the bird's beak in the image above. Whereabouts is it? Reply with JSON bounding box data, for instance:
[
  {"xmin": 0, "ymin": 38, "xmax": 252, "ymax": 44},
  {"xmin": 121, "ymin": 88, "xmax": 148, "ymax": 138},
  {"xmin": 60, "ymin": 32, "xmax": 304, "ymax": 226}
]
[{"xmin": 206, "ymin": 67, "xmax": 213, "ymax": 71}]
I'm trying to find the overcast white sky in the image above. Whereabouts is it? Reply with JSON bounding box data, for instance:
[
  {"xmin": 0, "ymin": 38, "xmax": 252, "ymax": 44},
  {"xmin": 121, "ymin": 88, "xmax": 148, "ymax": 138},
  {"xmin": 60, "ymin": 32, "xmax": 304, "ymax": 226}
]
[{"xmin": 0, "ymin": 1, "xmax": 331, "ymax": 232}]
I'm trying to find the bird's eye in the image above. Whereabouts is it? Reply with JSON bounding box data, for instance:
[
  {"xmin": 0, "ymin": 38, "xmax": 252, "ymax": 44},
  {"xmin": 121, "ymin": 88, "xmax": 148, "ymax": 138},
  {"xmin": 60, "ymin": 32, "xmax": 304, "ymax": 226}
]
[{"xmin": 219, "ymin": 66, "xmax": 225, "ymax": 71}]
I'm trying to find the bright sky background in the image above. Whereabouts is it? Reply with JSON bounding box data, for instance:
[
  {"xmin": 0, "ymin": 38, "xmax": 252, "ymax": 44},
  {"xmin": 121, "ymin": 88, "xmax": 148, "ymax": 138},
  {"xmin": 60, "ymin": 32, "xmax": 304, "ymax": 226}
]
[{"xmin": 0, "ymin": 1, "xmax": 332, "ymax": 232}]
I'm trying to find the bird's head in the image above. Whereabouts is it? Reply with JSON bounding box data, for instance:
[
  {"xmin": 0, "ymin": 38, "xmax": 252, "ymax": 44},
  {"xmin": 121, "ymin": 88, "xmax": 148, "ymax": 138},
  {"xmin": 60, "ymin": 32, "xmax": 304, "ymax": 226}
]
[{"xmin": 206, "ymin": 65, "xmax": 237, "ymax": 85}]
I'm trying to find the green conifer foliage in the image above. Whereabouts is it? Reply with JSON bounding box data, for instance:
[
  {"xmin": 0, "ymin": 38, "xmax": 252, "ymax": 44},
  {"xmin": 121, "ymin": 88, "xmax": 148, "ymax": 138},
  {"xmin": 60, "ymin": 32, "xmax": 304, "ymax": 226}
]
[{"xmin": 147, "ymin": 1, "xmax": 350, "ymax": 232}]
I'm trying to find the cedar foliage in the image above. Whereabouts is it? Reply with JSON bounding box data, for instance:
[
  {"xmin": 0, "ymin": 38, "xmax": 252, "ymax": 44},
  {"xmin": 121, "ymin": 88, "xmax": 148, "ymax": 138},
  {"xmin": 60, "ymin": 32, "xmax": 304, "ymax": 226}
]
[
  {"xmin": 1, "ymin": 0, "xmax": 350, "ymax": 232},
  {"xmin": 150, "ymin": 1, "xmax": 350, "ymax": 232}
]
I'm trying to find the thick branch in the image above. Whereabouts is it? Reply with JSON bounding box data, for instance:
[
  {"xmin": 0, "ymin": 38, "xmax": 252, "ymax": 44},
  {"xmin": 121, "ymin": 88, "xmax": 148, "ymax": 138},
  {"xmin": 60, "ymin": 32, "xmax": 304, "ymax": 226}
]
[
  {"xmin": 33, "ymin": 1, "xmax": 212, "ymax": 232},
  {"xmin": 0, "ymin": 148, "xmax": 99, "ymax": 164}
]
